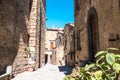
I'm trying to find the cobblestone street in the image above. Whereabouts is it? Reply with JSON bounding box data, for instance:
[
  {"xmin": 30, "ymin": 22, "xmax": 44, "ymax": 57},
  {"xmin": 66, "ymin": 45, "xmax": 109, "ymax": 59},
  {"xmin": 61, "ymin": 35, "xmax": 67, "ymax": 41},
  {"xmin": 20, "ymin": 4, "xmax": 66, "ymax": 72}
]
[{"xmin": 11, "ymin": 64, "xmax": 73, "ymax": 80}]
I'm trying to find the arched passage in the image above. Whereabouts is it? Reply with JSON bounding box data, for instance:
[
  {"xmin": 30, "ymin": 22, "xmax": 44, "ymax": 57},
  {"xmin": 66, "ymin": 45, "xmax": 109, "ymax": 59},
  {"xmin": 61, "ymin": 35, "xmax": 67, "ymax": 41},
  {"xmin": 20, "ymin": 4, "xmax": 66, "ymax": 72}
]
[{"xmin": 87, "ymin": 7, "xmax": 99, "ymax": 62}]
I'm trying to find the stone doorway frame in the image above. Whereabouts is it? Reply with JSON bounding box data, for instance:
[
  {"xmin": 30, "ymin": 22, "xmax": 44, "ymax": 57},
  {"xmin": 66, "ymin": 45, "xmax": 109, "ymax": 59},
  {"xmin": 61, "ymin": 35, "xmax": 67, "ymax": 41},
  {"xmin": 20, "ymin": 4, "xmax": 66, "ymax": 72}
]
[{"xmin": 87, "ymin": 7, "xmax": 100, "ymax": 62}]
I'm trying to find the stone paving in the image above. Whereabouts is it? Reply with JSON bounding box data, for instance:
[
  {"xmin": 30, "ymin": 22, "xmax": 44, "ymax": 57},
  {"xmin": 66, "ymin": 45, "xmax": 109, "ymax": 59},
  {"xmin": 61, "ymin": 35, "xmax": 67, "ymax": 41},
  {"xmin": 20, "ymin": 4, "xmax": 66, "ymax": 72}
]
[{"xmin": 11, "ymin": 64, "xmax": 73, "ymax": 80}]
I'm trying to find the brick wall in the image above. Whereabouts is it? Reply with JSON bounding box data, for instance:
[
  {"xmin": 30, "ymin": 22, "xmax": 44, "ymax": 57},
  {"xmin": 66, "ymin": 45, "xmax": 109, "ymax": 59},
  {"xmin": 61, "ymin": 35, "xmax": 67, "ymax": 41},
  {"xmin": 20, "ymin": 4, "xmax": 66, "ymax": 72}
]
[{"xmin": 29, "ymin": 0, "xmax": 46, "ymax": 68}]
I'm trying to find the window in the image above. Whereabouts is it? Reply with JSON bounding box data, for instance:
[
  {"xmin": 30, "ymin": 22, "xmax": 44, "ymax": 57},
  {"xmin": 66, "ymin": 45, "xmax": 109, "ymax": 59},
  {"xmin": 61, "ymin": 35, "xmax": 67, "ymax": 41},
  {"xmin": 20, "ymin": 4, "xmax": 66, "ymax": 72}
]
[{"xmin": 50, "ymin": 42, "xmax": 54, "ymax": 49}]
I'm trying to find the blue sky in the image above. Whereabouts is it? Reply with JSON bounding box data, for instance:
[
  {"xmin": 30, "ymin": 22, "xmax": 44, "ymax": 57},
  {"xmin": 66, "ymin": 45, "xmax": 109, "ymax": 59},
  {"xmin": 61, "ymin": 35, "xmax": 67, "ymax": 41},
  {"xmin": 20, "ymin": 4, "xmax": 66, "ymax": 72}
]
[{"xmin": 46, "ymin": 0, "xmax": 74, "ymax": 28}]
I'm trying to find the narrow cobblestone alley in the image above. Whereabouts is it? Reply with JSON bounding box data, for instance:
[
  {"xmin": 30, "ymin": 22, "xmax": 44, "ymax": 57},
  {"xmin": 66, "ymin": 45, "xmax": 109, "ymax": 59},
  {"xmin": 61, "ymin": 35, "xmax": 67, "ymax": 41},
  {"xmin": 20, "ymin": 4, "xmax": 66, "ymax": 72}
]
[
  {"xmin": 11, "ymin": 64, "xmax": 73, "ymax": 80},
  {"xmin": 0, "ymin": 0, "xmax": 120, "ymax": 80}
]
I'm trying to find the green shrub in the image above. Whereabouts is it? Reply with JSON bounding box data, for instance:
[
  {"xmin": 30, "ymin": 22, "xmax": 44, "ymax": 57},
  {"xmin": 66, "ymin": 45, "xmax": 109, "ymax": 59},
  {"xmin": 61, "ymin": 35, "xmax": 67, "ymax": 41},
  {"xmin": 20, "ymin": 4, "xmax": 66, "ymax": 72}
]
[
  {"xmin": 24, "ymin": 45, "xmax": 30, "ymax": 57},
  {"xmin": 63, "ymin": 48, "xmax": 120, "ymax": 80}
]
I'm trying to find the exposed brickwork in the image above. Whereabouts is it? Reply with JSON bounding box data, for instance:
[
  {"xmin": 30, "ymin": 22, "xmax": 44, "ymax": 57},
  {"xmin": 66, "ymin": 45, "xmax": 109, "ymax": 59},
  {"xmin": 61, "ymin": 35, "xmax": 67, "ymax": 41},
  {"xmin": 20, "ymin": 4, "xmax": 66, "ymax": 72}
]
[
  {"xmin": 29, "ymin": 0, "xmax": 37, "ymax": 55},
  {"xmin": 74, "ymin": 0, "xmax": 120, "ymax": 66}
]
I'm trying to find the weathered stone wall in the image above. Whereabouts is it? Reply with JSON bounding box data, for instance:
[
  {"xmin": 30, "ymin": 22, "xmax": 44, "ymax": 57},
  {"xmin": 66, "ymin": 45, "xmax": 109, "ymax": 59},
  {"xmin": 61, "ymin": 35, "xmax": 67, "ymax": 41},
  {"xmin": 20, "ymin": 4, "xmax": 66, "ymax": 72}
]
[
  {"xmin": 12, "ymin": 0, "xmax": 30, "ymax": 75},
  {"xmin": 0, "ymin": 0, "xmax": 46, "ymax": 78},
  {"xmin": 75, "ymin": 0, "xmax": 120, "ymax": 66},
  {"xmin": 29, "ymin": 0, "xmax": 39, "ymax": 69},
  {"xmin": 0, "ymin": 0, "xmax": 29, "ymax": 76},
  {"xmin": 64, "ymin": 23, "xmax": 75, "ymax": 66},
  {"xmin": 35, "ymin": 0, "xmax": 46, "ymax": 68},
  {"xmin": 13, "ymin": 0, "xmax": 46, "ymax": 74},
  {"xmin": 39, "ymin": 0, "xmax": 46, "ymax": 67}
]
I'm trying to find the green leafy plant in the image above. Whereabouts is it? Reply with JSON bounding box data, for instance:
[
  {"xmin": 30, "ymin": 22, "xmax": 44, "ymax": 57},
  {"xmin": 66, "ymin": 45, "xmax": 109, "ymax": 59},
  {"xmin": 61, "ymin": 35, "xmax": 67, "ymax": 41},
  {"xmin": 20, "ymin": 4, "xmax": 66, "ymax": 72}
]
[
  {"xmin": 24, "ymin": 45, "xmax": 30, "ymax": 56},
  {"xmin": 63, "ymin": 48, "xmax": 120, "ymax": 80}
]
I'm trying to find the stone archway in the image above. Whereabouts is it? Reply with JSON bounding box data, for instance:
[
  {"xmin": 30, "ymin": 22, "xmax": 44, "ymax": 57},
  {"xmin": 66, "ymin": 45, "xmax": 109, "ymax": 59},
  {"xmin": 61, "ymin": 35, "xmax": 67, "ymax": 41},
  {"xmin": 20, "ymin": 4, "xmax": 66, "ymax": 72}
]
[{"xmin": 87, "ymin": 7, "xmax": 99, "ymax": 62}]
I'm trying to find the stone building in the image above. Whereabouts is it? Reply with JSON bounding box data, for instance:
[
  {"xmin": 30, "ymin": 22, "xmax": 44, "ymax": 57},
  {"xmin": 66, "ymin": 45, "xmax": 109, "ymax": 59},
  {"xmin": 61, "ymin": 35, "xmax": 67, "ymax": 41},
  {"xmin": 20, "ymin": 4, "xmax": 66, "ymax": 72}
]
[
  {"xmin": 0, "ymin": 0, "xmax": 46, "ymax": 79},
  {"xmin": 74, "ymin": 0, "xmax": 120, "ymax": 66},
  {"xmin": 52, "ymin": 28, "xmax": 64, "ymax": 65},
  {"xmin": 45, "ymin": 28, "xmax": 64, "ymax": 65},
  {"xmin": 45, "ymin": 28, "xmax": 58, "ymax": 50},
  {"xmin": 45, "ymin": 28, "xmax": 59, "ymax": 64},
  {"xmin": 63, "ymin": 23, "xmax": 75, "ymax": 66}
]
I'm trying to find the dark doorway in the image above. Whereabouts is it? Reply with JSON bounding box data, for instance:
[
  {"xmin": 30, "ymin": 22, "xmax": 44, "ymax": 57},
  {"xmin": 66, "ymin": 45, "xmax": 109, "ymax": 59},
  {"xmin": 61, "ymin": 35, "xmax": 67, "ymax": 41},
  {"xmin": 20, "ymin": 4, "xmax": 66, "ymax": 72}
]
[
  {"xmin": 87, "ymin": 7, "xmax": 99, "ymax": 62},
  {"xmin": 45, "ymin": 54, "xmax": 48, "ymax": 64}
]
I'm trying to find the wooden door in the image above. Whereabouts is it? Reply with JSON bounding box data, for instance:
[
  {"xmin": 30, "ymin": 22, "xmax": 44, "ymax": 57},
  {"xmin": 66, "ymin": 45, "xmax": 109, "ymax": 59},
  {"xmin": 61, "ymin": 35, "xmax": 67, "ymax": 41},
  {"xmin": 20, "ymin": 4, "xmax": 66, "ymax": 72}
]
[
  {"xmin": 87, "ymin": 7, "xmax": 99, "ymax": 62},
  {"xmin": 50, "ymin": 42, "xmax": 54, "ymax": 49}
]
